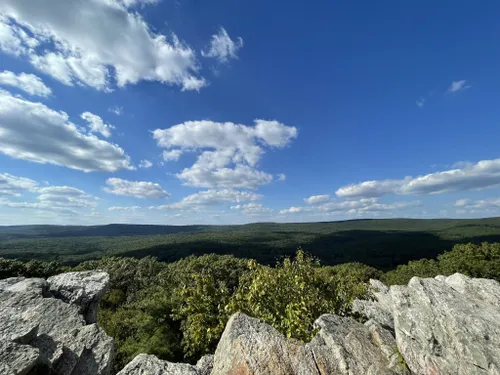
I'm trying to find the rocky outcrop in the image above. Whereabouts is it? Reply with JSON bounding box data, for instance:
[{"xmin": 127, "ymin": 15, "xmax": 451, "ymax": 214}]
[
  {"xmin": 391, "ymin": 274, "xmax": 500, "ymax": 375},
  {"xmin": 0, "ymin": 272, "xmax": 113, "ymax": 375},
  {"xmin": 48, "ymin": 271, "xmax": 110, "ymax": 324},
  {"xmin": 3, "ymin": 272, "xmax": 500, "ymax": 375}
]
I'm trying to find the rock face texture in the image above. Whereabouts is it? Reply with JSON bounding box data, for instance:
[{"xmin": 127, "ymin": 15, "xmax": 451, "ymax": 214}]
[
  {"xmin": 391, "ymin": 274, "xmax": 500, "ymax": 375},
  {"xmin": 48, "ymin": 271, "xmax": 110, "ymax": 324},
  {"xmin": 0, "ymin": 272, "xmax": 113, "ymax": 375},
  {"xmin": 3, "ymin": 272, "xmax": 500, "ymax": 375}
]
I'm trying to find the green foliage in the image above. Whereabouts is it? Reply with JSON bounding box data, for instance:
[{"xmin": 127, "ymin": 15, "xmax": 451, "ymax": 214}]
[
  {"xmin": 227, "ymin": 250, "xmax": 370, "ymax": 341},
  {"xmin": 0, "ymin": 257, "xmax": 63, "ymax": 279},
  {"xmin": 172, "ymin": 272, "xmax": 231, "ymax": 358},
  {"xmin": 438, "ymin": 242, "xmax": 500, "ymax": 280},
  {"xmin": 382, "ymin": 258, "xmax": 441, "ymax": 285},
  {"xmin": 382, "ymin": 242, "xmax": 500, "ymax": 285}
]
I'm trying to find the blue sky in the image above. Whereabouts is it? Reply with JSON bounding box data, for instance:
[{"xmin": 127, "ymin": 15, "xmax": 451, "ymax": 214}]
[{"xmin": 1, "ymin": 0, "xmax": 500, "ymax": 225}]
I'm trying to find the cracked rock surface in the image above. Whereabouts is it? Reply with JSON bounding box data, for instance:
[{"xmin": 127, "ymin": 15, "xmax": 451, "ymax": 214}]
[{"xmin": 0, "ymin": 272, "xmax": 113, "ymax": 375}]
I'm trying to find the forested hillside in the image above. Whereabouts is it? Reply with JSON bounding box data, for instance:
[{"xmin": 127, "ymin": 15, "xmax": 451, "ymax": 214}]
[{"xmin": 2, "ymin": 218, "xmax": 500, "ymax": 269}]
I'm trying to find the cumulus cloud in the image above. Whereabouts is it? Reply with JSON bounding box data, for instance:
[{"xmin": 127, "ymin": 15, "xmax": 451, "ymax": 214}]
[
  {"xmin": 280, "ymin": 198, "xmax": 420, "ymax": 216},
  {"xmin": 81, "ymin": 112, "xmax": 115, "ymax": 138},
  {"xmin": 36, "ymin": 186, "xmax": 97, "ymax": 208},
  {"xmin": 0, "ymin": 70, "xmax": 52, "ymax": 97},
  {"xmin": 108, "ymin": 206, "xmax": 141, "ymax": 211},
  {"xmin": 104, "ymin": 178, "xmax": 169, "ymax": 199},
  {"xmin": 279, "ymin": 206, "xmax": 305, "ymax": 214},
  {"xmin": 304, "ymin": 194, "xmax": 330, "ymax": 205},
  {"xmin": 202, "ymin": 27, "xmax": 243, "ymax": 63},
  {"xmin": 153, "ymin": 119, "xmax": 297, "ymax": 189},
  {"xmin": 0, "ymin": 89, "xmax": 134, "ymax": 172},
  {"xmin": 231, "ymin": 203, "xmax": 273, "ymax": 216},
  {"xmin": 0, "ymin": 180, "xmax": 97, "ymax": 213},
  {"xmin": 454, "ymin": 197, "xmax": 500, "ymax": 216},
  {"xmin": 448, "ymin": 80, "xmax": 470, "ymax": 93},
  {"xmin": 0, "ymin": 0, "xmax": 205, "ymax": 91},
  {"xmin": 0, "ymin": 173, "xmax": 38, "ymax": 196},
  {"xmin": 162, "ymin": 149, "xmax": 182, "ymax": 162},
  {"xmin": 139, "ymin": 159, "xmax": 153, "ymax": 168},
  {"xmin": 150, "ymin": 189, "xmax": 261, "ymax": 210},
  {"xmin": 336, "ymin": 179, "xmax": 407, "ymax": 199},
  {"xmin": 336, "ymin": 158, "xmax": 500, "ymax": 199}
]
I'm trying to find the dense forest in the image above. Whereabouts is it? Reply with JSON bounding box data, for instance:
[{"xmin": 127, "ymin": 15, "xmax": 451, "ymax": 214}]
[
  {"xmin": 2, "ymin": 218, "xmax": 500, "ymax": 269},
  {"xmin": 1, "ymin": 240, "xmax": 500, "ymax": 373}
]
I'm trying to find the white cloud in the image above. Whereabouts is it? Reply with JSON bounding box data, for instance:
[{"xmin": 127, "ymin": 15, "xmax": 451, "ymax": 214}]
[
  {"xmin": 81, "ymin": 112, "xmax": 115, "ymax": 138},
  {"xmin": 0, "ymin": 89, "xmax": 134, "ymax": 172},
  {"xmin": 454, "ymin": 199, "xmax": 470, "ymax": 207},
  {"xmin": 0, "ymin": 70, "xmax": 52, "ymax": 97},
  {"xmin": 448, "ymin": 80, "xmax": 470, "ymax": 93},
  {"xmin": 336, "ymin": 158, "xmax": 500, "ymax": 199},
  {"xmin": 153, "ymin": 119, "xmax": 297, "ymax": 189},
  {"xmin": 0, "ymin": 0, "xmax": 205, "ymax": 91},
  {"xmin": 277, "ymin": 173, "xmax": 286, "ymax": 181},
  {"xmin": 280, "ymin": 198, "xmax": 420, "ymax": 216},
  {"xmin": 336, "ymin": 179, "xmax": 407, "ymax": 199},
  {"xmin": 202, "ymin": 27, "xmax": 243, "ymax": 63},
  {"xmin": 0, "ymin": 15, "xmax": 38, "ymax": 55},
  {"xmin": 280, "ymin": 206, "xmax": 305, "ymax": 214},
  {"xmin": 304, "ymin": 194, "xmax": 330, "ymax": 205},
  {"xmin": 150, "ymin": 189, "xmax": 261, "ymax": 210},
  {"xmin": 0, "ymin": 173, "xmax": 38, "ymax": 196},
  {"xmin": 416, "ymin": 97, "xmax": 425, "ymax": 108},
  {"xmin": 177, "ymin": 164, "xmax": 273, "ymax": 190},
  {"xmin": 454, "ymin": 197, "xmax": 500, "ymax": 214},
  {"xmin": 109, "ymin": 106, "xmax": 123, "ymax": 116},
  {"xmin": 139, "ymin": 159, "xmax": 153, "ymax": 169},
  {"xmin": 231, "ymin": 203, "xmax": 273, "ymax": 216},
  {"xmin": 108, "ymin": 206, "xmax": 141, "ymax": 211},
  {"xmin": 119, "ymin": 0, "xmax": 160, "ymax": 7},
  {"xmin": 104, "ymin": 178, "xmax": 169, "ymax": 198},
  {"xmin": 37, "ymin": 186, "xmax": 97, "ymax": 208},
  {"xmin": 162, "ymin": 149, "xmax": 182, "ymax": 162},
  {"xmin": 0, "ymin": 181, "xmax": 96, "ymax": 213}
]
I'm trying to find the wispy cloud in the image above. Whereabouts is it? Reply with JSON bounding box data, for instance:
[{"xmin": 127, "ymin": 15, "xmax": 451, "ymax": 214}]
[
  {"xmin": 447, "ymin": 80, "xmax": 471, "ymax": 93},
  {"xmin": 202, "ymin": 27, "xmax": 244, "ymax": 63},
  {"xmin": 416, "ymin": 97, "xmax": 425, "ymax": 108}
]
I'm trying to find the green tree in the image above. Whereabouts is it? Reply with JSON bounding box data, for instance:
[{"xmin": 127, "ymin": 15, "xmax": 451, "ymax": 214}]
[
  {"xmin": 438, "ymin": 242, "xmax": 500, "ymax": 280},
  {"xmin": 228, "ymin": 250, "xmax": 370, "ymax": 342},
  {"xmin": 382, "ymin": 258, "xmax": 440, "ymax": 285}
]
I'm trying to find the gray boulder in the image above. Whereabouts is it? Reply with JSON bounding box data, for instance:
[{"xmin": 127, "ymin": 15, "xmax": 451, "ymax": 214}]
[
  {"xmin": 48, "ymin": 271, "xmax": 110, "ymax": 324},
  {"xmin": 308, "ymin": 315, "xmax": 404, "ymax": 375},
  {"xmin": 116, "ymin": 354, "xmax": 200, "ymax": 375},
  {"xmin": 391, "ymin": 274, "xmax": 500, "ymax": 375},
  {"xmin": 0, "ymin": 272, "xmax": 113, "ymax": 375},
  {"xmin": 211, "ymin": 312, "xmax": 405, "ymax": 375},
  {"xmin": 352, "ymin": 279, "xmax": 394, "ymax": 331}
]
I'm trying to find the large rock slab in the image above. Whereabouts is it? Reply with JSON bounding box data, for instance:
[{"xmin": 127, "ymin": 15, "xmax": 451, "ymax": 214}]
[
  {"xmin": 308, "ymin": 315, "xmax": 404, "ymax": 375},
  {"xmin": 352, "ymin": 279, "xmax": 394, "ymax": 331},
  {"xmin": 0, "ymin": 272, "xmax": 113, "ymax": 375},
  {"xmin": 391, "ymin": 274, "xmax": 500, "ymax": 375},
  {"xmin": 211, "ymin": 312, "xmax": 404, "ymax": 375},
  {"xmin": 48, "ymin": 271, "xmax": 110, "ymax": 324}
]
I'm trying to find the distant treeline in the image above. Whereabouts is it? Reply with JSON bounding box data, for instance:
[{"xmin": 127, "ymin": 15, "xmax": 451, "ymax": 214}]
[{"xmin": 2, "ymin": 218, "xmax": 500, "ymax": 270}]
